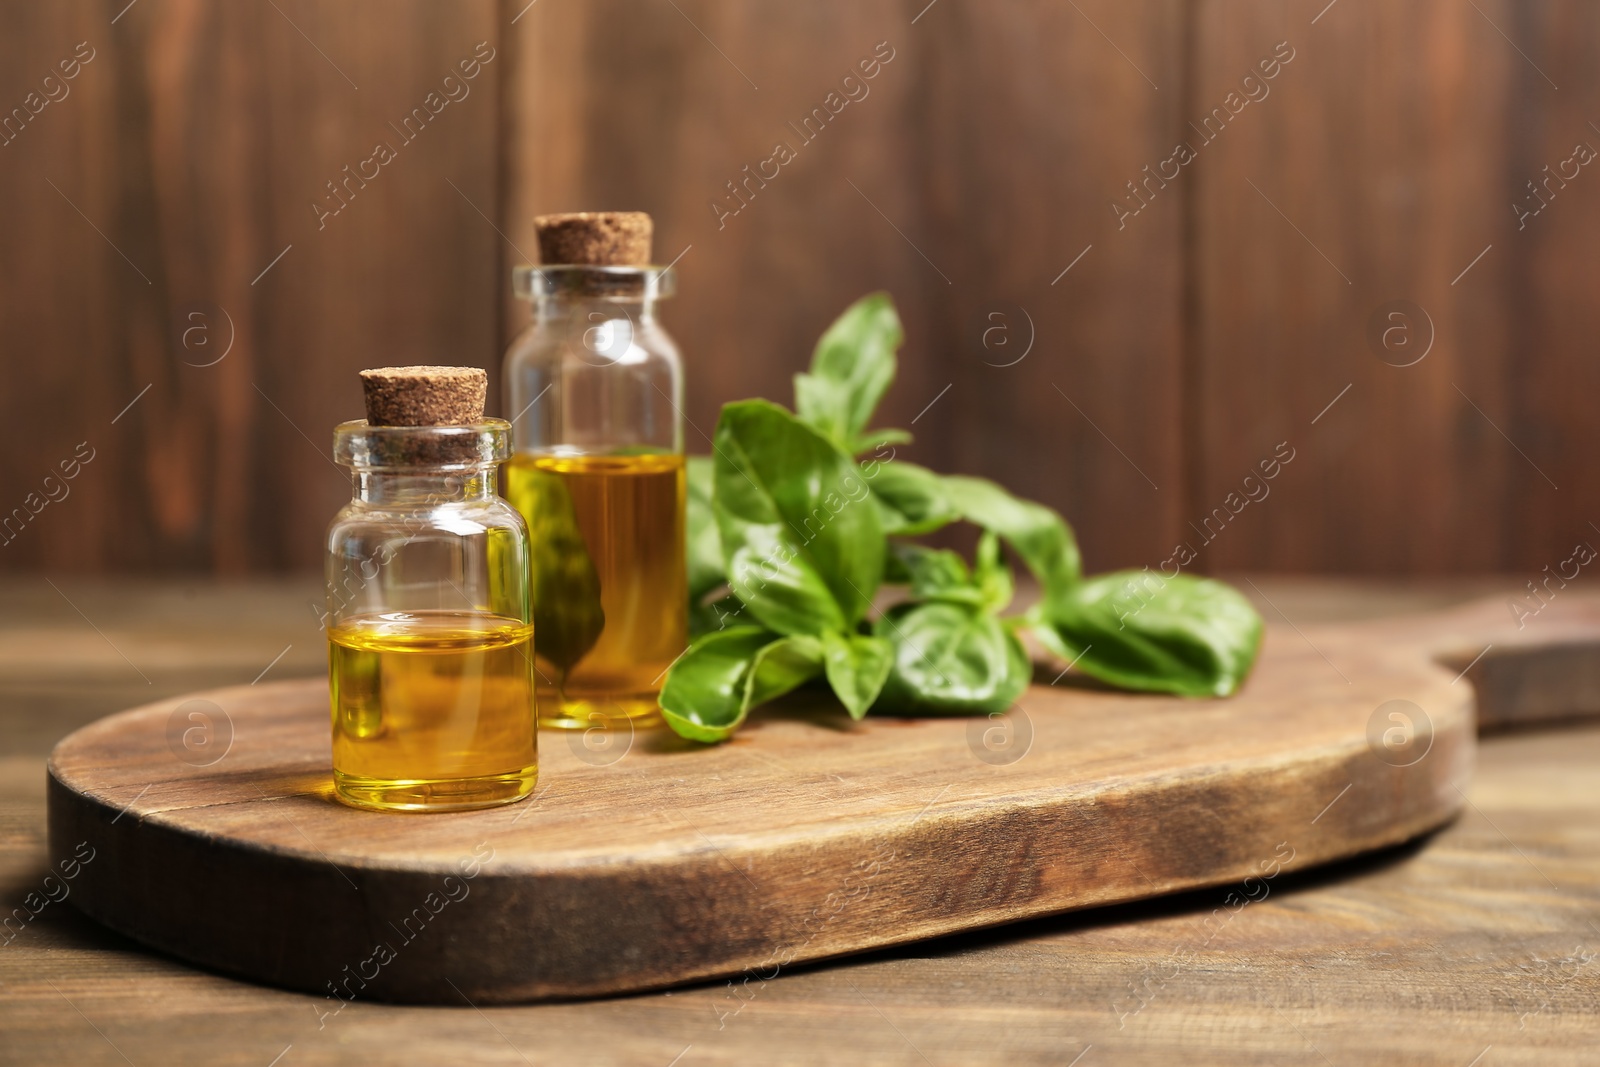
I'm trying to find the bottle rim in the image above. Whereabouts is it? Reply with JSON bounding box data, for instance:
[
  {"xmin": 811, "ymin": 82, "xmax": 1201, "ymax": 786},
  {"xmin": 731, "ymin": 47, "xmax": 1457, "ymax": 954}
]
[
  {"xmin": 513, "ymin": 264, "xmax": 676, "ymax": 302},
  {"xmin": 332, "ymin": 418, "xmax": 511, "ymax": 471}
]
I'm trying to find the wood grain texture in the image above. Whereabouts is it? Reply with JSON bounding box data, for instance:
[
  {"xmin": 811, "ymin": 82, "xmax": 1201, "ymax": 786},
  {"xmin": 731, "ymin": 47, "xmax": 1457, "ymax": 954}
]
[
  {"xmin": 506, "ymin": 0, "xmax": 1189, "ymax": 569},
  {"xmin": 6, "ymin": 578, "xmax": 1600, "ymax": 1063},
  {"xmin": 1504, "ymin": 1, "xmax": 1600, "ymax": 557},
  {"xmin": 49, "ymin": 591, "xmax": 1600, "ymax": 1003},
  {"xmin": 867, "ymin": 0, "xmax": 1187, "ymax": 569},
  {"xmin": 7, "ymin": 2, "xmax": 1600, "ymax": 575},
  {"xmin": 0, "ymin": 0, "xmax": 502, "ymax": 573},
  {"xmin": 1190, "ymin": 0, "xmax": 1600, "ymax": 572}
]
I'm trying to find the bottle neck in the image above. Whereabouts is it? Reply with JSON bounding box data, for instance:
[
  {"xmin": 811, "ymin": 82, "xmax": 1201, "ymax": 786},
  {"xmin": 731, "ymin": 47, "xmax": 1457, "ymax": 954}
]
[
  {"xmin": 353, "ymin": 467, "xmax": 496, "ymax": 505},
  {"xmin": 533, "ymin": 294, "xmax": 654, "ymax": 323}
]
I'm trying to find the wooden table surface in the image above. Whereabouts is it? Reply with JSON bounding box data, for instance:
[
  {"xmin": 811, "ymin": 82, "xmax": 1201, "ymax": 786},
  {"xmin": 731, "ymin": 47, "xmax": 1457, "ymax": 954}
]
[{"xmin": 2, "ymin": 576, "xmax": 1596, "ymax": 1065}]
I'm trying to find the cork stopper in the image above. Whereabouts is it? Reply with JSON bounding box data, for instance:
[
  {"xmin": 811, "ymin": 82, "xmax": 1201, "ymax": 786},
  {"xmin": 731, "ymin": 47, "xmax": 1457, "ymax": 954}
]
[
  {"xmin": 534, "ymin": 211, "xmax": 652, "ymax": 266},
  {"xmin": 359, "ymin": 366, "xmax": 486, "ymax": 427}
]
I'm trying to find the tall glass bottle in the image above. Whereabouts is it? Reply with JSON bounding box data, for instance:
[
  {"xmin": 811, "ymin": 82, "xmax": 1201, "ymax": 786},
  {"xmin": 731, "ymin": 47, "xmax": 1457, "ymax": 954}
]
[
  {"xmin": 503, "ymin": 228, "xmax": 686, "ymax": 729},
  {"xmin": 325, "ymin": 370, "xmax": 536, "ymax": 811}
]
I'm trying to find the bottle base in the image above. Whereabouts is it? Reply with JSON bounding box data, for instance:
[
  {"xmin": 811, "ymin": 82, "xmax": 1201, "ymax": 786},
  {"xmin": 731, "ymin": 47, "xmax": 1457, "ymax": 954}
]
[
  {"xmin": 538, "ymin": 695, "xmax": 662, "ymax": 730},
  {"xmin": 332, "ymin": 767, "xmax": 539, "ymax": 812}
]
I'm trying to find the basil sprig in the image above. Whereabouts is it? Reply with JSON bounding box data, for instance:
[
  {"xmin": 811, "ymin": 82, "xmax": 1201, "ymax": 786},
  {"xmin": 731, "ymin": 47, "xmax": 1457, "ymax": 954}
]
[{"xmin": 662, "ymin": 293, "xmax": 1264, "ymax": 742}]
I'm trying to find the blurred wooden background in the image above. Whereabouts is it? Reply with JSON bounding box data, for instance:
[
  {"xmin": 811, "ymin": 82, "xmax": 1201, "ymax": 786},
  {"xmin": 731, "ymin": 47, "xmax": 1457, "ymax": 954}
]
[{"xmin": 1, "ymin": 0, "xmax": 1595, "ymax": 575}]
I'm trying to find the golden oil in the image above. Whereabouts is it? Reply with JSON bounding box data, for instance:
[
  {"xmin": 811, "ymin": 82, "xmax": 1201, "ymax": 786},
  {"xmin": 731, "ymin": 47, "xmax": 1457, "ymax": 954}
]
[
  {"xmin": 329, "ymin": 610, "xmax": 538, "ymax": 811},
  {"xmin": 503, "ymin": 452, "xmax": 686, "ymax": 727}
]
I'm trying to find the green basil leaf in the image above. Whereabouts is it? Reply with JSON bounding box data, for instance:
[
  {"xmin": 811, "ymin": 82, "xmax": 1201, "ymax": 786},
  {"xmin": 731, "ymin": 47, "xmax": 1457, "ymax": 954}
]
[
  {"xmin": 850, "ymin": 427, "xmax": 913, "ymax": 455},
  {"xmin": 722, "ymin": 537, "xmax": 844, "ymax": 634},
  {"xmin": 792, "ymin": 374, "xmax": 846, "ymax": 445},
  {"xmin": 504, "ymin": 462, "xmax": 605, "ymax": 682},
  {"xmin": 688, "ymin": 593, "xmax": 748, "ymax": 639},
  {"xmin": 890, "ymin": 543, "xmax": 981, "ymax": 606},
  {"xmin": 821, "ymin": 631, "xmax": 894, "ymax": 720},
  {"xmin": 794, "ymin": 292, "xmax": 903, "ymax": 450},
  {"xmin": 659, "ymin": 627, "xmax": 823, "ymax": 743},
  {"xmin": 686, "ymin": 455, "xmax": 724, "ymax": 602},
  {"xmin": 972, "ymin": 530, "xmax": 1014, "ymax": 613},
  {"xmin": 883, "ymin": 549, "xmax": 914, "ymax": 585},
  {"xmin": 660, "ymin": 627, "xmax": 771, "ymax": 743},
  {"xmin": 713, "ymin": 400, "xmax": 884, "ymax": 636},
  {"xmin": 889, "ymin": 540, "xmax": 1013, "ymax": 613},
  {"xmin": 745, "ymin": 633, "xmax": 826, "ymax": 709},
  {"xmin": 873, "ymin": 602, "xmax": 1030, "ymax": 714},
  {"xmin": 867, "ymin": 459, "xmax": 959, "ymax": 535},
  {"xmin": 943, "ymin": 474, "xmax": 1081, "ymax": 598},
  {"xmin": 1037, "ymin": 571, "xmax": 1263, "ymax": 697}
]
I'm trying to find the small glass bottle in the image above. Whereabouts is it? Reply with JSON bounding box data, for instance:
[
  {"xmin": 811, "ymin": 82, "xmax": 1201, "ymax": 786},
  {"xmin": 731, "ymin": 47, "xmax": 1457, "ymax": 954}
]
[
  {"xmin": 503, "ymin": 212, "xmax": 686, "ymax": 729},
  {"xmin": 325, "ymin": 367, "xmax": 536, "ymax": 812}
]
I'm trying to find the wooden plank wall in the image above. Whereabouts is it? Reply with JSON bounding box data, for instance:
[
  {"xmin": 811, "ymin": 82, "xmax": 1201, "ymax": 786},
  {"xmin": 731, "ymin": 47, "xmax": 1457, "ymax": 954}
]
[
  {"xmin": 0, "ymin": 0, "xmax": 1593, "ymax": 575},
  {"xmin": 1191, "ymin": 0, "xmax": 1600, "ymax": 573},
  {"xmin": 0, "ymin": 0, "xmax": 501, "ymax": 572},
  {"xmin": 503, "ymin": 0, "xmax": 1187, "ymax": 572}
]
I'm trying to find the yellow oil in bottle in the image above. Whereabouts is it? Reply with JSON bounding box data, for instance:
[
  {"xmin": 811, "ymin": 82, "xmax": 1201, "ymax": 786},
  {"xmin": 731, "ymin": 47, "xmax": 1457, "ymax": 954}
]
[
  {"xmin": 503, "ymin": 453, "xmax": 686, "ymax": 728},
  {"xmin": 328, "ymin": 610, "xmax": 538, "ymax": 811}
]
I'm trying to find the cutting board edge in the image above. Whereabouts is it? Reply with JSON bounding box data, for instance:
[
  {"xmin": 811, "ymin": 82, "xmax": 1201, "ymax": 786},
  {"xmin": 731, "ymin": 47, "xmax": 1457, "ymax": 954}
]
[{"xmin": 45, "ymin": 701, "xmax": 1473, "ymax": 1004}]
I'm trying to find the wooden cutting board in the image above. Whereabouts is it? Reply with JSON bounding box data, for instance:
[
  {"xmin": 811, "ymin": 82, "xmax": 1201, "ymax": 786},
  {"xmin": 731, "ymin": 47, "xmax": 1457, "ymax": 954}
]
[{"xmin": 45, "ymin": 593, "xmax": 1600, "ymax": 1004}]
